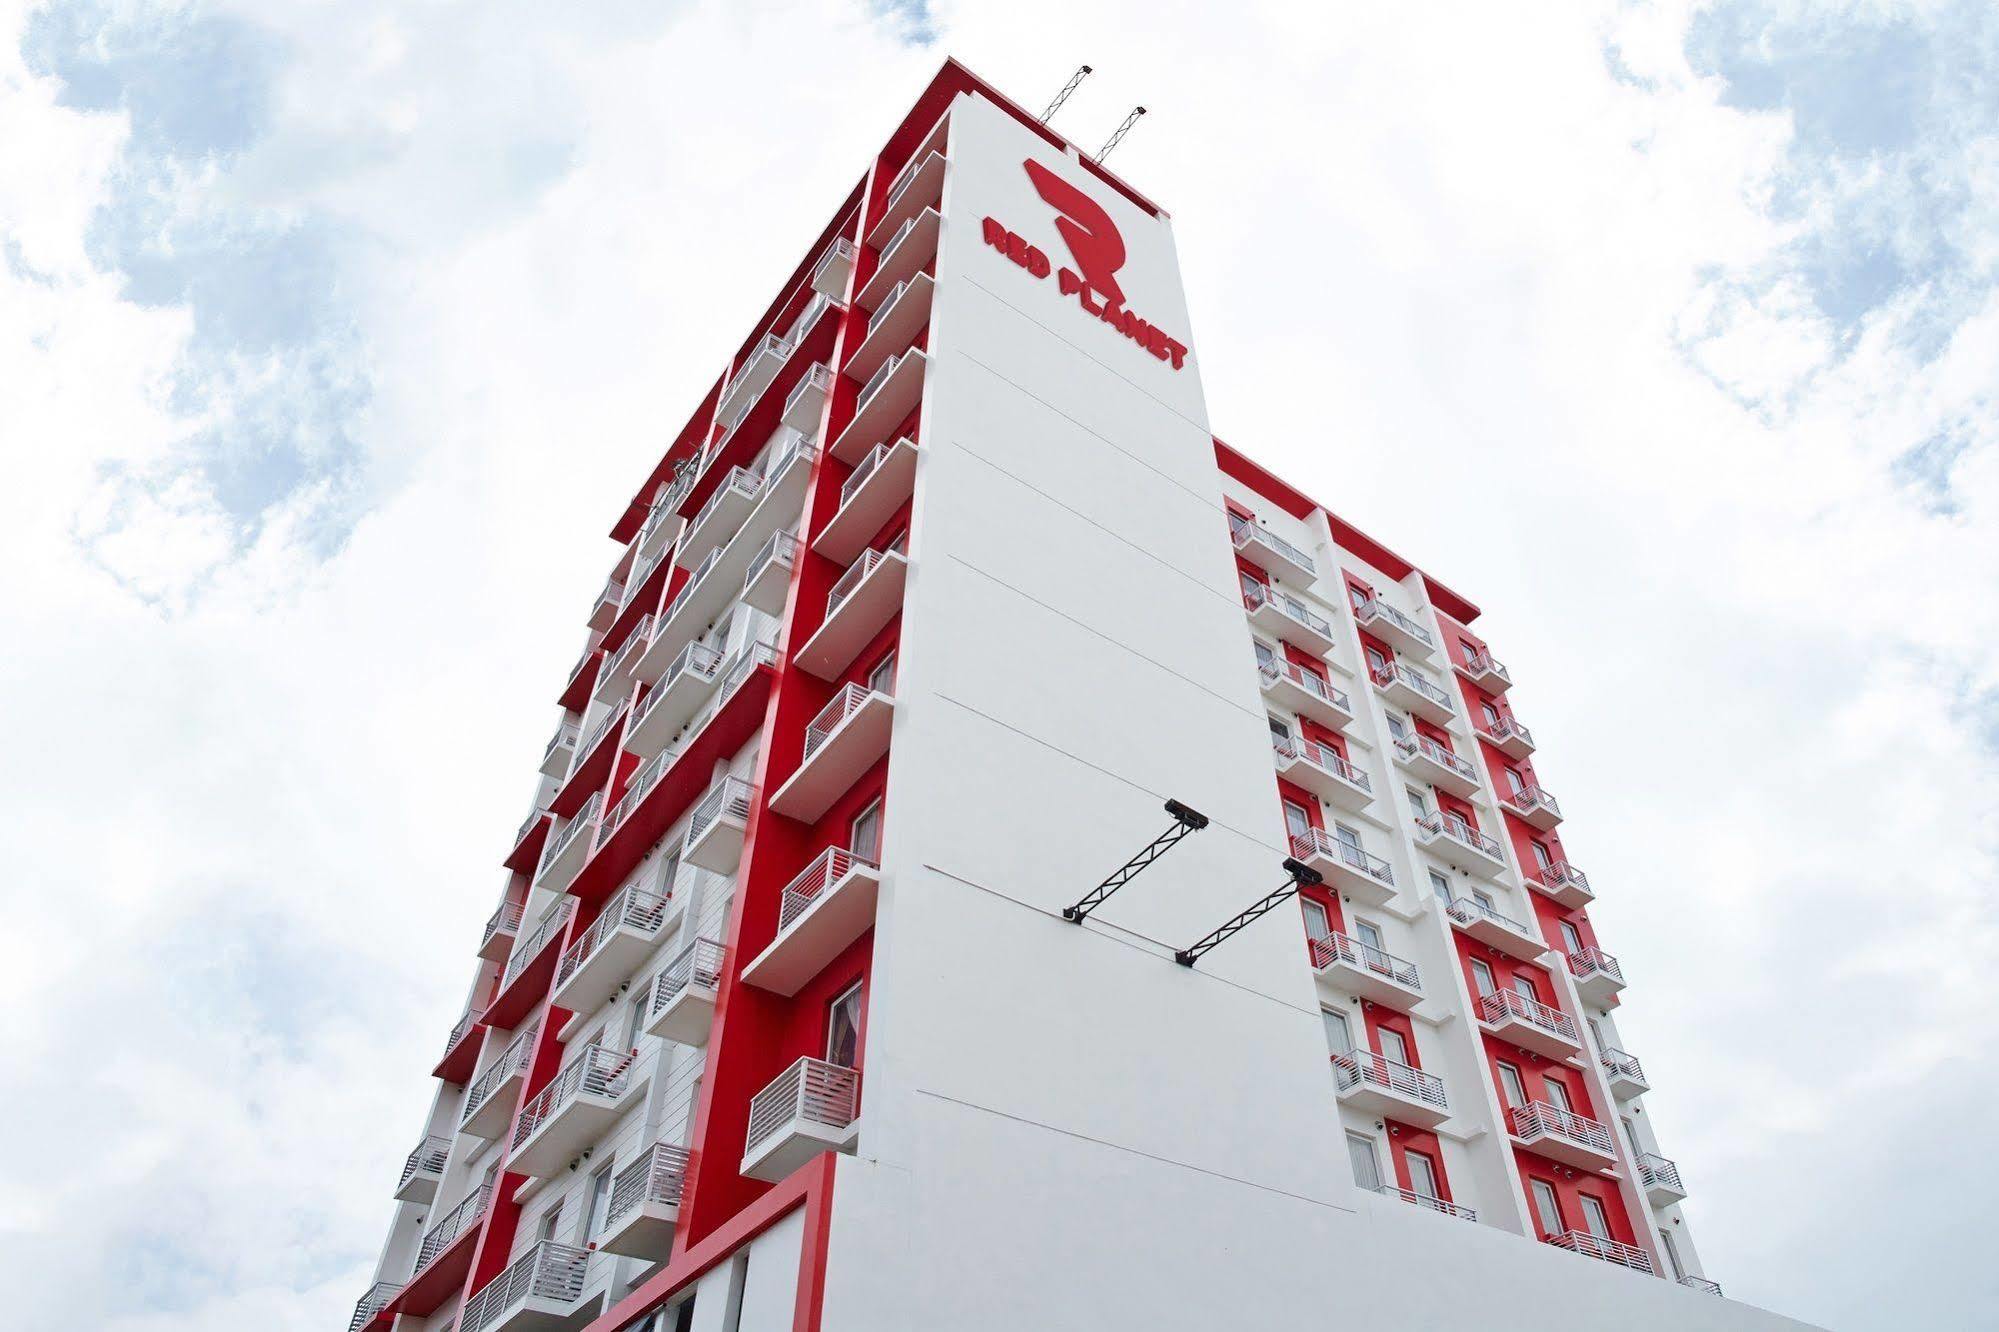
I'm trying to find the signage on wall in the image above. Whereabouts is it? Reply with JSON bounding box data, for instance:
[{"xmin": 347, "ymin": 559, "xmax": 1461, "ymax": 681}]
[{"xmin": 982, "ymin": 158, "xmax": 1189, "ymax": 371}]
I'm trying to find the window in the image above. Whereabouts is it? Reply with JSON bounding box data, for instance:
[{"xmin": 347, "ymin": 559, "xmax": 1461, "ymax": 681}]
[
  {"xmin": 1472, "ymin": 888, "xmax": 1495, "ymax": 912},
  {"xmin": 1481, "ymin": 702, "xmax": 1500, "ymax": 727},
  {"xmin": 1529, "ymin": 840, "xmax": 1554, "ymax": 873},
  {"xmin": 1428, "ymin": 870, "xmax": 1453, "ymax": 904},
  {"xmin": 1405, "ymin": 785, "xmax": 1429, "ymax": 818},
  {"xmin": 1253, "ymin": 640, "xmax": 1276, "ymax": 670},
  {"xmin": 1365, "ymin": 645, "xmax": 1390, "ymax": 674},
  {"xmin": 621, "ymin": 986, "xmax": 646, "ymax": 1051},
  {"xmin": 1240, "ymin": 569, "xmax": 1266, "ymax": 598},
  {"xmin": 850, "ymin": 798, "xmax": 884, "ymax": 862},
  {"xmin": 1579, "ymin": 1194, "xmax": 1612, "ymax": 1241},
  {"xmin": 1378, "ymin": 1027, "xmax": 1411, "ymax": 1067},
  {"xmin": 866, "ymin": 652, "xmax": 896, "ymax": 695},
  {"xmin": 1269, "ymin": 715, "xmax": 1293, "ymax": 745},
  {"xmin": 885, "ymin": 528, "xmax": 909, "ymax": 555},
  {"xmin": 1621, "ymin": 1116, "xmax": 1642, "ymax": 1157},
  {"xmin": 1559, "ymin": 920, "xmax": 1584, "ymax": 954},
  {"xmin": 1504, "ymin": 767, "xmax": 1528, "ymax": 795},
  {"xmin": 1354, "ymin": 918, "xmax": 1385, "ymax": 953},
  {"xmin": 1384, "ymin": 713, "xmax": 1408, "ymax": 743},
  {"xmin": 1469, "ymin": 958, "xmax": 1496, "ymax": 997},
  {"xmin": 1346, "ymin": 1131, "xmax": 1383, "ymax": 1192},
  {"xmin": 1321, "ymin": 1008, "xmax": 1354, "ymax": 1054},
  {"xmin": 657, "ymin": 849, "xmax": 682, "ymax": 900},
  {"xmin": 1511, "ymin": 973, "xmax": 1540, "ymax": 1005},
  {"xmin": 1496, "ymin": 1061, "xmax": 1527, "ymax": 1108},
  {"xmin": 1333, "ymin": 823, "xmax": 1363, "ymax": 852},
  {"xmin": 1347, "ymin": 584, "xmax": 1369, "ymax": 613},
  {"xmin": 1542, "ymin": 1074, "xmax": 1573, "ymax": 1113},
  {"xmin": 1301, "ymin": 898, "xmax": 1333, "ymax": 942},
  {"xmin": 537, "ymin": 1200, "xmax": 565, "ymax": 1244},
  {"xmin": 826, "ymin": 982, "xmax": 864, "ymax": 1068},
  {"xmin": 587, "ymin": 1162, "xmax": 615, "ymax": 1239},
  {"xmin": 1282, "ymin": 799, "xmax": 1314, "ymax": 839},
  {"xmin": 1659, "ymin": 1228, "xmax": 1686, "ymax": 1280},
  {"xmin": 1529, "ymin": 1178, "xmax": 1563, "ymax": 1237},
  {"xmin": 1405, "ymin": 1150, "xmax": 1441, "ymax": 1202},
  {"xmin": 1586, "ymin": 1017, "xmax": 1606, "ymax": 1050}
]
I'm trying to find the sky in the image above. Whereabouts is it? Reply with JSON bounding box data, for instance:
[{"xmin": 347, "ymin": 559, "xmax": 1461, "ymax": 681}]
[{"xmin": 0, "ymin": 1, "xmax": 1993, "ymax": 1328}]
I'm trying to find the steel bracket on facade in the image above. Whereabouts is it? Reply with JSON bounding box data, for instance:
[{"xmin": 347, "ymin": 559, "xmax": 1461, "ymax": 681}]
[
  {"xmin": 1063, "ymin": 799, "xmax": 1209, "ymax": 924},
  {"xmin": 1173, "ymin": 858, "xmax": 1324, "ymax": 967}
]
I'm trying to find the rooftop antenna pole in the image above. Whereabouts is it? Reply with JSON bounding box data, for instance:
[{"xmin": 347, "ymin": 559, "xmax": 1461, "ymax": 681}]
[
  {"xmin": 1040, "ymin": 65, "xmax": 1093, "ymax": 125},
  {"xmin": 1094, "ymin": 106, "xmax": 1147, "ymax": 163}
]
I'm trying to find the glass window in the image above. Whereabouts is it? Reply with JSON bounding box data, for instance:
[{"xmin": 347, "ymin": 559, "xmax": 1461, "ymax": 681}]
[
  {"xmin": 1354, "ymin": 918, "xmax": 1384, "ymax": 952},
  {"xmin": 1542, "ymin": 1074, "xmax": 1573, "ymax": 1113},
  {"xmin": 1472, "ymin": 889, "xmax": 1495, "ymax": 911},
  {"xmin": 1530, "ymin": 840, "xmax": 1554, "ymax": 872},
  {"xmin": 1579, "ymin": 1194, "xmax": 1612, "ymax": 1241},
  {"xmin": 1511, "ymin": 973, "xmax": 1540, "ymax": 1005},
  {"xmin": 1332, "ymin": 824, "xmax": 1362, "ymax": 853},
  {"xmin": 1497, "ymin": 1061, "xmax": 1527, "ymax": 1109},
  {"xmin": 1378, "ymin": 1027, "xmax": 1411, "ymax": 1066},
  {"xmin": 866, "ymin": 652, "xmax": 896, "ymax": 695},
  {"xmin": 1469, "ymin": 959, "xmax": 1496, "ymax": 997},
  {"xmin": 1346, "ymin": 1131, "xmax": 1383, "ymax": 1192},
  {"xmin": 1385, "ymin": 713, "xmax": 1408, "ymax": 742},
  {"xmin": 1405, "ymin": 785, "xmax": 1429, "ymax": 817},
  {"xmin": 1428, "ymin": 870, "xmax": 1453, "ymax": 904},
  {"xmin": 1301, "ymin": 899, "xmax": 1332, "ymax": 942},
  {"xmin": 850, "ymin": 799, "xmax": 884, "ymax": 862},
  {"xmin": 1253, "ymin": 639, "xmax": 1275, "ymax": 669},
  {"xmin": 537, "ymin": 1200, "xmax": 565, "ymax": 1243},
  {"xmin": 1505, "ymin": 768, "xmax": 1527, "ymax": 795},
  {"xmin": 587, "ymin": 1162, "xmax": 615, "ymax": 1238},
  {"xmin": 1282, "ymin": 800, "xmax": 1313, "ymax": 839},
  {"xmin": 1240, "ymin": 569, "xmax": 1265, "ymax": 598},
  {"xmin": 1560, "ymin": 920, "xmax": 1584, "ymax": 954},
  {"xmin": 1366, "ymin": 645, "xmax": 1390, "ymax": 674},
  {"xmin": 1347, "ymin": 584, "xmax": 1369, "ymax": 612},
  {"xmin": 1659, "ymin": 1228, "xmax": 1686, "ymax": 1279},
  {"xmin": 622, "ymin": 986, "xmax": 646, "ymax": 1051},
  {"xmin": 826, "ymin": 982, "xmax": 864, "ymax": 1068},
  {"xmin": 1530, "ymin": 1179, "xmax": 1563, "ymax": 1237},
  {"xmin": 1405, "ymin": 1150, "xmax": 1441, "ymax": 1201},
  {"xmin": 1269, "ymin": 716, "xmax": 1292, "ymax": 744},
  {"xmin": 1481, "ymin": 702, "xmax": 1500, "ymax": 727},
  {"xmin": 1321, "ymin": 1008, "xmax": 1354, "ymax": 1054}
]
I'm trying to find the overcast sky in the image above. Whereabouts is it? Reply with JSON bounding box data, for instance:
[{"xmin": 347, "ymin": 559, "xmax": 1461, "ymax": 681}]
[{"xmin": 2, "ymin": 2, "xmax": 1994, "ymax": 1329}]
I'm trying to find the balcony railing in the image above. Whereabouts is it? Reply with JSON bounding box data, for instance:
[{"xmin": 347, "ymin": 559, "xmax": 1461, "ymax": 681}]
[
  {"xmin": 1333, "ymin": 1049, "xmax": 1448, "ymax": 1112},
  {"xmin": 502, "ymin": 901, "xmax": 573, "ymax": 991},
  {"xmin": 538, "ymin": 794, "xmax": 603, "ymax": 880},
  {"xmin": 743, "ymin": 529, "xmax": 800, "ymax": 595},
  {"xmin": 1308, "ymin": 931, "xmax": 1419, "ymax": 989},
  {"xmin": 785, "ymin": 363, "xmax": 834, "ymax": 422},
  {"xmin": 1600, "ymin": 1047, "xmax": 1647, "ymax": 1086},
  {"xmin": 779, "ymin": 847, "xmax": 877, "ymax": 932},
  {"xmin": 461, "ymin": 1241, "xmax": 590, "ymax": 1332},
  {"xmin": 651, "ymin": 938, "xmax": 727, "ymax": 1016},
  {"xmin": 414, "ymin": 1180, "xmax": 493, "ymax": 1270},
  {"xmin": 827, "ymin": 547, "xmax": 896, "ymax": 618},
  {"xmin": 602, "ymin": 615, "xmax": 653, "ymax": 684},
  {"xmin": 1680, "ymin": 1275, "xmax": 1723, "ymax": 1296},
  {"xmin": 1371, "ymin": 661, "xmax": 1453, "ymax": 711},
  {"xmin": 1272, "ymin": 734, "xmax": 1371, "ymax": 793},
  {"xmin": 1568, "ymin": 947, "xmax": 1624, "ymax": 987},
  {"xmin": 1356, "ymin": 597, "xmax": 1434, "ymax": 649},
  {"xmin": 605, "ymin": 750, "xmax": 670, "ymax": 837},
  {"xmin": 639, "ymin": 640, "xmax": 724, "ymax": 720},
  {"xmin": 1478, "ymin": 989, "xmax": 1581, "ymax": 1046},
  {"xmin": 397, "ymin": 1136, "xmax": 450, "ymax": 1193},
  {"xmin": 439, "ymin": 1008, "xmax": 478, "ymax": 1065},
  {"xmin": 841, "ymin": 438, "xmax": 902, "ymax": 507},
  {"xmin": 1229, "ymin": 513, "xmax": 1316, "ymax": 574},
  {"xmin": 1290, "ymin": 828, "xmax": 1393, "ymax": 887},
  {"xmin": 1418, "ymin": 813, "xmax": 1504, "ymax": 863},
  {"xmin": 1479, "ymin": 715, "xmax": 1535, "ymax": 750},
  {"xmin": 577, "ymin": 701, "xmax": 628, "ymax": 762},
  {"xmin": 1376, "ymin": 1184, "xmax": 1477, "ymax": 1222},
  {"xmin": 803, "ymin": 683, "xmax": 881, "ymax": 762},
  {"xmin": 511, "ymin": 1044, "xmax": 638, "ymax": 1152},
  {"xmin": 461, "ymin": 1022, "xmax": 538, "ymax": 1127},
  {"xmin": 1258, "ymin": 660, "xmax": 1351, "ymax": 716},
  {"xmin": 1504, "ymin": 783, "xmax": 1562, "ymax": 822},
  {"xmin": 541, "ymin": 725, "xmax": 578, "ymax": 770},
  {"xmin": 689, "ymin": 775, "xmax": 756, "ymax": 846},
  {"xmin": 1462, "ymin": 648, "xmax": 1512, "ymax": 687},
  {"xmin": 608, "ymin": 1141, "xmax": 694, "ymax": 1227},
  {"xmin": 1638, "ymin": 1152, "xmax": 1685, "ymax": 1196},
  {"xmin": 1509, "ymin": 1100, "xmax": 1615, "ymax": 1156},
  {"xmin": 348, "ymin": 1281, "xmax": 402, "ymax": 1332},
  {"xmin": 746, "ymin": 1056, "xmax": 861, "ymax": 1158},
  {"xmin": 1531, "ymin": 859, "xmax": 1592, "ymax": 901},
  {"xmin": 1545, "ymin": 1229, "xmax": 1653, "ymax": 1274},
  {"xmin": 857, "ymin": 351, "xmax": 901, "ymax": 407},
  {"xmin": 1242, "ymin": 582, "xmax": 1334, "ymax": 640},
  {"xmin": 555, "ymin": 885, "xmax": 672, "ymax": 991},
  {"xmin": 690, "ymin": 465, "xmax": 763, "ymax": 534},
  {"xmin": 1394, "ymin": 734, "xmax": 1478, "ymax": 784}
]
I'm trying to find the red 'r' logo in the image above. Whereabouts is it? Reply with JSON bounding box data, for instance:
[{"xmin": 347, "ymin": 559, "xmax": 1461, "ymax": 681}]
[{"xmin": 1023, "ymin": 158, "xmax": 1126, "ymax": 308}]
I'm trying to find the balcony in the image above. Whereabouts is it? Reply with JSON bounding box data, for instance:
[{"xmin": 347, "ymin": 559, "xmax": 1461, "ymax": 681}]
[
  {"xmin": 460, "ymin": 1022, "xmax": 539, "ymax": 1139},
  {"xmin": 1392, "ymin": 734, "xmax": 1481, "ymax": 797},
  {"xmin": 811, "ymin": 236, "xmax": 856, "ymax": 300},
  {"xmin": 1501, "ymin": 783, "xmax": 1563, "ymax": 830},
  {"xmin": 1545, "ymin": 1229, "xmax": 1652, "ymax": 1273},
  {"xmin": 461, "ymin": 1241, "xmax": 593, "ymax": 1332},
  {"xmin": 552, "ymin": 884, "xmax": 678, "ymax": 1022},
  {"xmin": 1258, "ymin": 660, "xmax": 1353, "ymax": 730},
  {"xmin": 815, "ymin": 435, "xmax": 917, "ymax": 564},
  {"xmin": 1333, "ymin": 1049, "xmax": 1450, "ymax": 1128},
  {"xmin": 485, "ymin": 901, "xmax": 572, "ymax": 1029},
  {"xmin": 1243, "ymin": 582, "xmax": 1338, "ymax": 656},
  {"xmin": 1509, "ymin": 1101, "xmax": 1617, "ymax": 1169},
  {"xmin": 558, "ymin": 649, "xmax": 599, "ymax": 714},
  {"xmin": 638, "ymin": 547, "xmax": 737, "ymax": 681},
  {"xmin": 1442, "ymin": 894, "xmax": 1546, "ymax": 962},
  {"xmin": 1370, "ymin": 661, "xmax": 1455, "ymax": 724},
  {"xmin": 433, "ymin": 1007, "xmax": 481, "ymax": 1084},
  {"xmin": 783, "ymin": 363, "xmax": 833, "ymax": 434},
  {"xmin": 556, "ymin": 702, "xmax": 626, "ymax": 814},
  {"xmin": 595, "ymin": 615, "xmax": 654, "ymax": 704},
  {"xmin": 1600, "ymin": 1047, "xmax": 1650, "ymax": 1099},
  {"xmin": 588, "ymin": 578, "xmax": 623, "ymax": 632},
  {"xmin": 1455, "ymin": 648, "xmax": 1513, "ymax": 695},
  {"xmin": 1229, "ymin": 513, "xmax": 1316, "ymax": 582},
  {"xmin": 1271, "ymin": 735, "xmax": 1373, "ymax": 811},
  {"xmin": 635, "ymin": 491, "xmax": 681, "ymax": 566},
  {"xmin": 867, "ymin": 139, "xmax": 946, "ymax": 248},
  {"xmin": 1567, "ymin": 947, "xmax": 1626, "ymax": 1007},
  {"xmin": 673, "ymin": 777, "xmax": 753, "ymax": 875},
  {"xmin": 504, "ymin": 807, "xmax": 553, "ymax": 876},
  {"xmin": 1477, "ymin": 989, "xmax": 1583, "ymax": 1059},
  {"xmin": 1414, "ymin": 813, "xmax": 1508, "ymax": 879},
  {"xmin": 1289, "ymin": 828, "xmax": 1395, "ymax": 907},
  {"xmin": 1525, "ymin": 859, "xmax": 1594, "ymax": 910},
  {"xmin": 348, "ymin": 1281, "xmax": 400, "ymax": 1332},
  {"xmin": 626, "ymin": 641, "xmax": 725, "ymax": 759},
  {"xmin": 645, "ymin": 938, "xmax": 726, "ymax": 1045},
  {"xmin": 479, "ymin": 899, "xmax": 525, "ymax": 963},
  {"xmin": 1477, "ymin": 714, "xmax": 1535, "ymax": 759},
  {"xmin": 846, "ymin": 272, "xmax": 935, "ymax": 384},
  {"xmin": 679, "ymin": 466, "xmax": 764, "ymax": 569},
  {"xmin": 538, "ymin": 724, "xmax": 578, "ymax": 779},
  {"xmin": 743, "ymin": 529, "xmax": 800, "ymax": 614},
  {"xmin": 717, "ymin": 331, "xmax": 794, "ymax": 422},
  {"xmin": 599, "ymin": 1142, "xmax": 693, "ymax": 1261},
  {"xmin": 741, "ymin": 1056, "xmax": 861, "ymax": 1182},
  {"xmin": 1375, "ymin": 1185, "xmax": 1477, "ymax": 1222},
  {"xmin": 742, "ymin": 847, "xmax": 881, "ymax": 996},
  {"xmin": 1680, "ymin": 1275, "xmax": 1723, "ymax": 1296},
  {"xmin": 509, "ymin": 1043, "xmax": 645, "ymax": 1177},
  {"xmin": 771, "ymin": 685, "xmax": 895, "ymax": 822},
  {"xmin": 797, "ymin": 547, "xmax": 909, "ymax": 680},
  {"xmin": 831, "ymin": 347, "xmax": 926, "ymax": 465},
  {"xmin": 1354, "ymin": 597, "xmax": 1435, "ymax": 658},
  {"xmin": 394, "ymin": 1135, "xmax": 449, "ymax": 1203},
  {"xmin": 1637, "ymin": 1152, "xmax": 1687, "ymax": 1206},
  {"xmin": 535, "ymin": 793, "xmax": 603, "ymax": 894},
  {"xmin": 1310, "ymin": 931, "xmax": 1422, "ymax": 1011},
  {"xmin": 397, "ymin": 1180, "xmax": 494, "ymax": 1316}
]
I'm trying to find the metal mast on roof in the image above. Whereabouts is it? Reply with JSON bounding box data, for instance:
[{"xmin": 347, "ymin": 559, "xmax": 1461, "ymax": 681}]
[
  {"xmin": 1094, "ymin": 106, "xmax": 1147, "ymax": 163},
  {"xmin": 1040, "ymin": 65, "xmax": 1093, "ymax": 124}
]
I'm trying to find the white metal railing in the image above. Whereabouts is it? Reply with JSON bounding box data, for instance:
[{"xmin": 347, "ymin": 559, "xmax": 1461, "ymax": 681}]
[
  {"xmin": 1308, "ymin": 930, "xmax": 1419, "ymax": 989},
  {"xmin": 650, "ymin": 938, "xmax": 728, "ymax": 1018},
  {"xmin": 746, "ymin": 1056, "xmax": 861, "ymax": 1157},
  {"xmin": 1290, "ymin": 828, "xmax": 1393, "ymax": 886},
  {"xmin": 1638, "ymin": 1152, "xmax": 1685, "ymax": 1195},
  {"xmin": 397, "ymin": 1136, "xmax": 450, "ymax": 1191},
  {"xmin": 593, "ymin": 578, "xmax": 623, "ymax": 616},
  {"xmin": 1533, "ymin": 859, "xmax": 1591, "ymax": 897},
  {"xmin": 461, "ymin": 1022, "xmax": 539, "ymax": 1126},
  {"xmin": 744, "ymin": 530, "xmax": 800, "ymax": 595},
  {"xmin": 785, "ymin": 292, "xmax": 834, "ymax": 346},
  {"xmin": 502, "ymin": 900, "xmax": 574, "ymax": 990},
  {"xmin": 1545, "ymin": 1229, "xmax": 1653, "ymax": 1273},
  {"xmin": 1394, "ymin": 733, "xmax": 1477, "ymax": 783},
  {"xmin": 761, "ymin": 426, "xmax": 815, "ymax": 484},
  {"xmin": 577, "ymin": 702, "xmax": 628, "ymax": 762},
  {"xmin": 803, "ymin": 684, "xmax": 883, "ymax": 761},
  {"xmin": 1376, "ymin": 1184, "xmax": 1476, "ymax": 1222},
  {"xmin": 827, "ymin": 547, "xmax": 896, "ymax": 617},
  {"xmin": 349, "ymin": 1281, "xmax": 402, "ymax": 1332},
  {"xmin": 1417, "ymin": 812, "xmax": 1503, "ymax": 860},
  {"xmin": 1509, "ymin": 1100, "xmax": 1615, "ymax": 1156},
  {"xmin": 1371, "ymin": 660, "xmax": 1453, "ymax": 710},
  {"xmin": 1479, "ymin": 715, "xmax": 1535, "ymax": 749},
  {"xmin": 1242, "ymin": 581, "xmax": 1333, "ymax": 639},
  {"xmin": 1600, "ymin": 1047, "xmax": 1647, "ymax": 1085},
  {"xmin": 880, "ymin": 214, "xmax": 919, "ymax": 258},
  {"xmin": 840, "ymin": 438, "xmax": 904, "ymax": 507},
  {"xmin": 1505, "ymin": 783, "xmax": 1562, "ymax": 820},
  {"xmin": 605, "ymin": 750, "xmax": 669, "ymax": 836},
  {"xmin": 511, "ymin": 1044, "xmax": 637, "ymax": 1152},
  {"xmin": 1258, "ymin": 660, "xmax": 1350, "ymax": 714},
  {"xmin": 1272, "ymin": 734, "xmax": 1371, "ymax": 793},
  {"xmin": 514, "ymin": 805, "xmax": 548, "ymax": 846},
  {"xmin": 437, "ymin": 1009, "xmax": 478, "ymax": 1071},
  {"xmin": 539, "ymin": 794, "xmax": 604, "ymax": 880},
  {"xmin": 1228, "ymin": 513, "xmax": 1316, "ymax": 573},
  {"xmin": 608, "ymin": 1141, "xmax": 694, "ymax": 1227},
  {"xmin": 721, "ymin": 641, "xmax": 778, "ymax": 699},
  {"xmin": 1463, "ymin": 648, "xmax": 1512, "ymax": 685},
  {"xmin": 874, "ymin": 278, "xmax": 914, "ymax": 326},
  {"xmin": 856, "ymin": 351, "xmax": 901, "ymax": 407},
  {"xmin": 462, "ymin": 1241, "xmax": 590, "ymax": 1332},
  {"xmin": 636, "ymin": 494, "xmax": 675, "ymax": 551},
  {"xmin": 689, "ymin": 776, "xmax": 756, "ymax": 846},
  {"xmin": 1356, "ymin": 596, "xmax": 1433, "ymax": 648},
  {"xmin": 1443, "ymin": 893, "xmax": 1532, "ymax": 942},
  {"xmin": 1568, "ymin": 946, "xmax": 1623, "ymax": 987},
  {"xmin": 886, "ymin": 151, "xmax": 925, "ymax": 207},
  {"xmin": 603, "ymin": 615, "xmax": 653, "ymax": 683},
  {"xmin": 563, "ymin": 648, "xmax": 596, "ymax": 690},
  {"xmin": 662, "ymin": 546, "xmax": 723, "ymax": 625},
  {"xmin": 1680, "ymin": 1275, "xmax": 1723, "ymax": 1295},
  {"xmin": 784, "ymin": 364, "xmax": 833, "ymax": 420},
  {"xmin": 1333, "ymin": 1049, "xmax": 1447, "ymax": 1111},
  {"xmin": 641, "ymin": 641, "xmax": 725, "ymax": 722},
  {"xmin": 778, "ymin": 847, "xmax": 877, "ymax": 931},
  {"xmin": 1478, "ymin": 989, "xmax": 1580, "ymax": 1045},
  {"xmin": 690, "ymin": 467, "xmax": 764, "ymax": 537},
  {"xmin": 413, "ymin": 1180, "xmax": 493, "ymax": 1271},
  {"xmin": 733, "ymin": 330, "xmax": 790, "ymax": 382},
  {"xmin": 555, "ymin": 885, "xmax": 671, "ymax": 990},
  {"xmin": 627, "ymin": 545, "xmax": 666, "ymax": 601},
  {"xmin": 812, "ymin": 236, "xmax": 856, "ymax": 284},
  {"xmin": 542, "ymin": 724, "xmax": 578, "ymax": 768}
]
